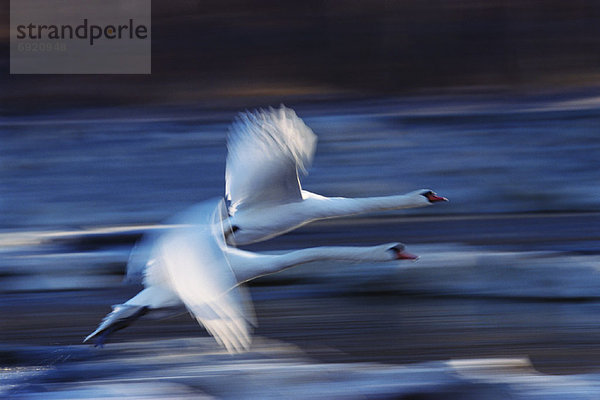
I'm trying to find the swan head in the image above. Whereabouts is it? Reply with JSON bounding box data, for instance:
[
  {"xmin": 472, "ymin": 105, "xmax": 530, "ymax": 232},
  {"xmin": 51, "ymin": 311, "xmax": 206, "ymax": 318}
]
[
  {"xmin": 419, "ymin": 190, "xmax": 448, "ymax": 204},
  {"xmin": 384, "ymin": 243, "xmax": 418, "ymax": 261}
]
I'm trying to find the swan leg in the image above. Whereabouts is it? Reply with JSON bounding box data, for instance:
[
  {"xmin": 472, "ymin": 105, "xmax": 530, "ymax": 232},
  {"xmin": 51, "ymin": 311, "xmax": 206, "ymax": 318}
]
[{"xmin": 84, "ymin": 304, "xmax": 149, "ymax": 347}]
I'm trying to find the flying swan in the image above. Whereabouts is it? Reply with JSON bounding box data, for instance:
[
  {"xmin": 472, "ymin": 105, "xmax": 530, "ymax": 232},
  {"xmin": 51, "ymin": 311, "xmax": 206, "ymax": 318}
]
[
  {"xmin": 224, "ymin": 106, "xmax": 447, "ymax": 245},
  {"xmin": 85, "ymin": 198, "xmax": 418, "ymax": 353}
]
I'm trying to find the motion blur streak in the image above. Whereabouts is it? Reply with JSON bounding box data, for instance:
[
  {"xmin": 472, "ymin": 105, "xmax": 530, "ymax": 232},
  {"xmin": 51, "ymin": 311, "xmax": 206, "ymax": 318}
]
[{"xmin": 2, "ymin": 1, "xmax": 600, "ymax": 398}]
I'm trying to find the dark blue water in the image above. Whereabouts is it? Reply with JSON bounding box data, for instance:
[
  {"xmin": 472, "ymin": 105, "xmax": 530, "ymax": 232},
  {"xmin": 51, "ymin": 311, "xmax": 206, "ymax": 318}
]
[
  {"xmin": 2, "ymin": 92, "xmax": 600, "ymax": 398},
  {"xmin": 2, "ymin": 92, "xmax": 599, "ymax": 231}
]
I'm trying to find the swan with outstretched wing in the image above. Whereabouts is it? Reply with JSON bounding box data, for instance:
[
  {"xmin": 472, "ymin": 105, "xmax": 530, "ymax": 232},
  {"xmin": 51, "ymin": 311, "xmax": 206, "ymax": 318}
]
[
  {"xmin": 225, "ymin": 106, "xmax": 447, "ymax": 245},
  {"xmin": 85, "ymin": 198, "xmax": 417, "ymax": 353}
]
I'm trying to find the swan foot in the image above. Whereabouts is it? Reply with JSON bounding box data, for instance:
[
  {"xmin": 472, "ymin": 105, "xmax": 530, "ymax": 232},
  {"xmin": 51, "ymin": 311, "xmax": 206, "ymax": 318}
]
[{"xmin": 84, "ymin": 305, "xmax": 149, "ymax": 347}]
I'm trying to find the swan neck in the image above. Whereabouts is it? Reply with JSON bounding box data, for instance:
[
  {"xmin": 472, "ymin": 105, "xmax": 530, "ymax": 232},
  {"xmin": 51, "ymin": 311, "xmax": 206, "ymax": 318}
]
[
  {"xmin": 277, "ymin": 246, "xmax": 359, "ymax": 265},
  {"xmin": 312, "ymin": 193, "xmax": 428, "ymax": 219},
  {"xmin": 239, "ymin": 246, "xmax": 377, "ymax": 282}
]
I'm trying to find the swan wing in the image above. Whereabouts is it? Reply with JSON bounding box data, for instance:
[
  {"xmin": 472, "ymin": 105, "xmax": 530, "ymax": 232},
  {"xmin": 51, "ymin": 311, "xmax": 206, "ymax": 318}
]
[
  {"xmin": 155, "ymin": 199, "xmax": 255, "ymax": 352},
  {"xmin": 125, "ymin": 197, "xmax": 238, "ymax": 283},
  {"xmin": 225, "ymin": 106, "xmax": 317, "ymax": 214},
  {"xmin": 125, "ymin": 231, "xmax": 159, "ymax": 283}
]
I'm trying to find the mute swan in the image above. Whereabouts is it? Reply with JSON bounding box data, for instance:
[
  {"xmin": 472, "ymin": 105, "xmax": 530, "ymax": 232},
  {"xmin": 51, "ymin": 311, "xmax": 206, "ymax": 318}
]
[
  {"xmin": 85, "ymin": 198, "xmax": 417, "ymax": 353},
  {"xmin": 225, "ymin": 106, "xmax": 447, "ymax": 245},
  {"xmin": 125, "ymin": 106, "xmax": 446, "ymax": 280}
]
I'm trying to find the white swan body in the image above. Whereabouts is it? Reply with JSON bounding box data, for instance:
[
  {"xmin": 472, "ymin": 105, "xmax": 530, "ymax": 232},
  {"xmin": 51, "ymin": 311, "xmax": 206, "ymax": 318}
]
[
  {"xmin": 228, "ymin": 189, "xmax": 439, "ymax": 245},
  {"xmin": 85, "ymin": 198, "xmax": 416, "ymax": 353},
  {"xmin": 225, "ymin": 106, "xmax": 447, "ymax": 245}
]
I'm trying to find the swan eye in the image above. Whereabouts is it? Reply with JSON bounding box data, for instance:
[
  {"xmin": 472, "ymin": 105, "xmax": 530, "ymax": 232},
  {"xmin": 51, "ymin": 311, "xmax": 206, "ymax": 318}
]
[
  {"xmin": 387, "ymin": 244, "xmax": 405, "ymax": 256},
  {"xmin": 231, "ymin": 225, "xmax": 240, "ymax": 233},
  {"xmin": 388, "ymin": 244, "xmax": 418, "ymax": 260}
]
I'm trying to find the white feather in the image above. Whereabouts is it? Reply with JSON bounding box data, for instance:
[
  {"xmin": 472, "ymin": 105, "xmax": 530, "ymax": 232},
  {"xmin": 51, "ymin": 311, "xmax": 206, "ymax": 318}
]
[
  {"xmin": 152, "ymin": 200, "xmax": 254, "ymax": 352},
  {"xmin": 225, "ymin": 106, "xmax": 317, "ymax": 214},
  {"xmin": 223, "ymin": 107, "xmax": 445, "ymax": 245}
]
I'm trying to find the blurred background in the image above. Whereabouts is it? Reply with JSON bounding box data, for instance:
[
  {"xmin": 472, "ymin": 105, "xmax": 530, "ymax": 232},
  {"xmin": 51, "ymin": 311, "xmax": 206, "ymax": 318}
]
[
  {"xmin": 2, "ymin": 0, "xmax": 600, "ymax": 112},
  {"xmin": 2, "ymin": 1, "xmax": 600, "ymax": 398}
]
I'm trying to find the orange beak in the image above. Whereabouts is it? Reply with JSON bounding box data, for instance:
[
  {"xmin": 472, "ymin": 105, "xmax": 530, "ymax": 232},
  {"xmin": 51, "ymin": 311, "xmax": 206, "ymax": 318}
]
[
  {"xmin": 426, "ymin": 192, "xmax": 448, "ymax": 203},
  {"xmin": 396, "ymin": 250, "xmax": 419, "ymax": 260}
]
